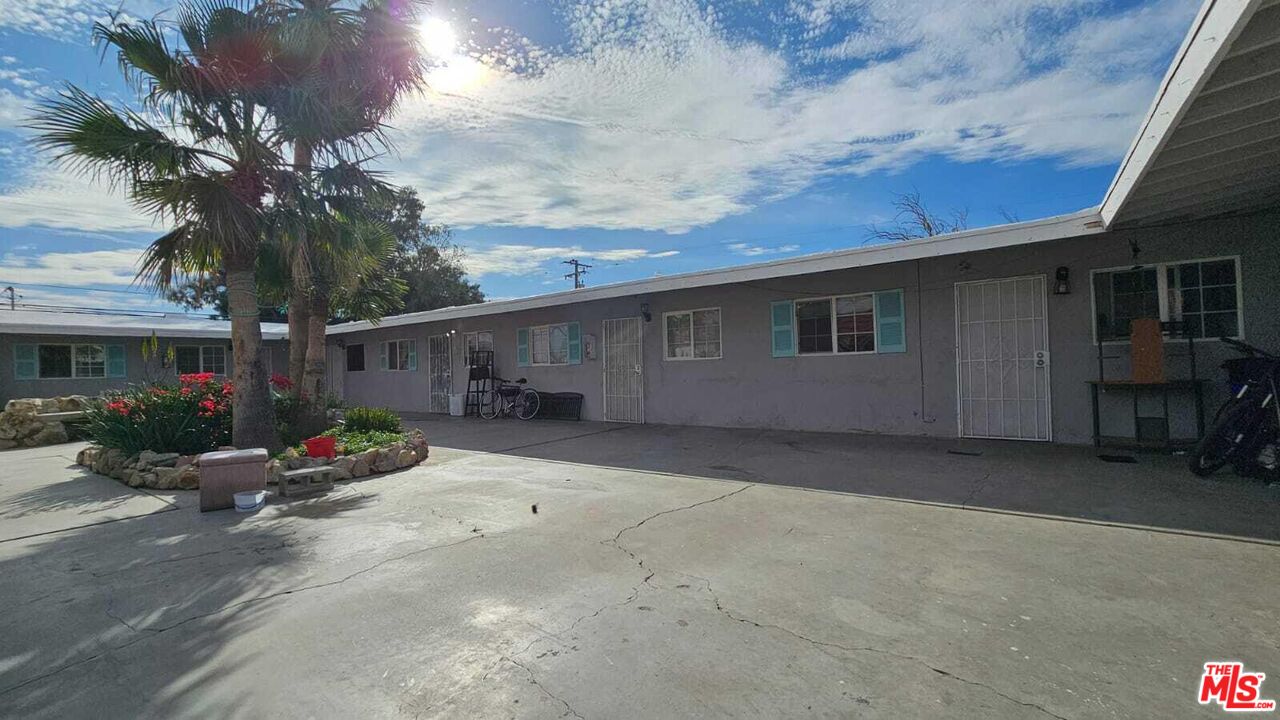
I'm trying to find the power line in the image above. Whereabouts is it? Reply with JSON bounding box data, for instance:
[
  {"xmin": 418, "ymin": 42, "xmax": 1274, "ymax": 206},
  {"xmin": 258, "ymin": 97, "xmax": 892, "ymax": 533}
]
[
  {"xmin": 0, "ymin": 280, "xmax": 157, "ymax": 296},
  {"xmin": 7, "ymin": 302, "xmax": 204, "ymax": 318}
]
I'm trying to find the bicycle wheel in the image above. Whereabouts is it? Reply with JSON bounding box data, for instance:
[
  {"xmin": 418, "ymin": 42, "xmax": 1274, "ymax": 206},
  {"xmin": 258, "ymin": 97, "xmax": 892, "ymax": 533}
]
[
  {"xmin": 515, "ymin": 389, "xmax": 541, "ymax": 420},
  {"xmin": 478, "ymin": 389, "xmax": 502, "ymax": 420},
  {"xmin": 1188, "ymin": 399, "xmax": 1257, "ymax": 476}
]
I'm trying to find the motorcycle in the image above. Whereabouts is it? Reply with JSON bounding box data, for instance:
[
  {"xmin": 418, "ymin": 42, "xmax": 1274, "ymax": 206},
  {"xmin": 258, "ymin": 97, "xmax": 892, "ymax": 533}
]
[{"xmin": 1188, "ymin": 337, "xmax": 1279, "ymax": 479}]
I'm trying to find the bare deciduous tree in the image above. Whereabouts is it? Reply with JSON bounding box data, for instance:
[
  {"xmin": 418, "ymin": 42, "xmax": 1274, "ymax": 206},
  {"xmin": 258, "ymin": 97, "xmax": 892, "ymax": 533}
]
[{"xmin": 867, "ymin": 191, "xmax": 969, "ymax": 243}]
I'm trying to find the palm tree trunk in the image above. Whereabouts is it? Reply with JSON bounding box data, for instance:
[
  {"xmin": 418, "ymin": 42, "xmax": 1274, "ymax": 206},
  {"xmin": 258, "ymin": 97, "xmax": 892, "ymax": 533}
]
[
  {"xmin": 289, "ymin": 139, "xmax": 314, "ymax": 392},
  {"xmin": 287, "ymin": 262, "xmax": 310, "ymax": 388},
  {"xmin": 299, "ymin": 289, "xmax": 330, "ymax": 437},
  {"xmin": 225, "ymin": 256, "xmax": 280, "ymax": 452}
]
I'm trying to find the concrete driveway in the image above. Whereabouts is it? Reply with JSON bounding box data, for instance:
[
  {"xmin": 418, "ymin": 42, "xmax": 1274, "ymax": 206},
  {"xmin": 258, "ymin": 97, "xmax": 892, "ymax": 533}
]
[{"xmin": 1, "ymin": 420, "xmax": 1277, "ymax": 719}]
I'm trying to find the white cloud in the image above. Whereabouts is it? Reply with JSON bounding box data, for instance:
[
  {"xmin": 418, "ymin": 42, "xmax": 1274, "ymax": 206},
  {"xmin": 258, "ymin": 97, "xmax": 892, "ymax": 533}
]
[
  {"xmin": 0, "ymin": 0, "xmax": 170, "ymax": 40},
  {"xmin": 391, "ymin": 0, "xmax": 1198, "ymax": 233},
  {"xmin": 460, "ymin": 243, "xmax": 680, "ymax": 276},
  {"xmin": 0, "ymin": 163, "xmax": 158, "ymax": 232},
  {"xmin": 0, "ymin": 248, "xmax": 146, "ymax": 286},
  {"xmin": 727, "ymin": 242, "xmax": 801, "ymax": 257}
]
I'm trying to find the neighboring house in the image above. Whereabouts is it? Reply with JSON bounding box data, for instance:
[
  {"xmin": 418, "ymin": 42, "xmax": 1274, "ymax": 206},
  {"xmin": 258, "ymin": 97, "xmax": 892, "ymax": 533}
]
[
  {"xmin": 0, "ymin": 310, "xmax": 288, "ymax": 403},
  {"xmin": 323, "ymin": 0, "xmax": 1280, "ymax": 446}
]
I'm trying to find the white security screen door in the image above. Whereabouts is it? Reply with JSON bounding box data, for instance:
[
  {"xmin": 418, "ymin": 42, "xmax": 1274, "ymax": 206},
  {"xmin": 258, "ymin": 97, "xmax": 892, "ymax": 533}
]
[
  {"xmin": 602, "ymin": 317, "xmax": 644, "ymax": 423},
  {"xmin": 955, "ymin": 276, "xmax": 1051, "ymax": 441},
  {"xmin": 428, "ymin": 334, "xmax": 452, "ymax": 414}
]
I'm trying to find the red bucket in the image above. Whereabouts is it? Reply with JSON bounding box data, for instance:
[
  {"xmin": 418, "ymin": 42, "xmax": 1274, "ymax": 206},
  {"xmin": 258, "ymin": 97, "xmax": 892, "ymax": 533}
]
[{"xmin": 301, "ymin": 435, "xmax": 337, "ymax": 459}]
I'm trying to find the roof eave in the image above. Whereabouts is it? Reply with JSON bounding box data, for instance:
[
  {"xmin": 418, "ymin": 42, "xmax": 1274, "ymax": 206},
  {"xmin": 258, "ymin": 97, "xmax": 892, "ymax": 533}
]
[
  {"xmin": 327, "ymin": 207, "xmax": 1105, "ymax": 336},
  {"xmin": 1100, "ymin": 0, "xmax": 1263, "ymax": 227}
]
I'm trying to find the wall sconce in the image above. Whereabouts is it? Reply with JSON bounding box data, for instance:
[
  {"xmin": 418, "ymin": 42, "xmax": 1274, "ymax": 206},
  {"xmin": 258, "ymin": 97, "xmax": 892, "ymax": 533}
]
[
  {"xmin": 1054, "ymin": 266, "xmax": 1071, "ymax": 295},
  {"xmin": 640, "ymin": 303, "xmax": 652, "ymax": 322},
  {"xmin": 336, "ymin": 338, "xmax": 346, "ymax": 349}
]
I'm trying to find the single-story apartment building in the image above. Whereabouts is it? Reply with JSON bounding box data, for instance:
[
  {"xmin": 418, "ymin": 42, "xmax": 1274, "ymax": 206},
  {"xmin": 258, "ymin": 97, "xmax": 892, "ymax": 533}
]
[
  {"xmin": 323, "ymin": 0, "xmax": 1280, "ymax": 446},
  {"xmin": 323, "ymin": 210, "xmax": 1276, "ymax": 445},
  {"xmin": 2, "ymin": 0, "xmax": 1275, "ymax": 448},
  {"xmin": 0, "ymin": 310, "xmax": 288, "ymax": 402}
]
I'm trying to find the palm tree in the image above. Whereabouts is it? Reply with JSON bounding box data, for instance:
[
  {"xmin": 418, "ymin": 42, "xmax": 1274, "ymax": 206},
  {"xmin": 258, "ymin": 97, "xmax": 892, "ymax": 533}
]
[
  {"xmin": 261, "ymin": 0, "xmax": 427, "ymax": 427},
  {"xmin": 31, "ymin": 5, "xmax": 287, "ymax": 450},
  {"xmin": 258, "ymin": 170, "xmax": 407, "ymax": 436}
]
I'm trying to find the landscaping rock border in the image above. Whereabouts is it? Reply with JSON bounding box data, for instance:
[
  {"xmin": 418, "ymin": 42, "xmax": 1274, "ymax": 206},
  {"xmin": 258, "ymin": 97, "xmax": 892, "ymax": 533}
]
[
  {"xmin": 76, "ymin": 428, "xmax": 431, "ymax": 490},
  {"xmin": 0, "ymin": 396, "xmax": 88, "ymax": 450}
]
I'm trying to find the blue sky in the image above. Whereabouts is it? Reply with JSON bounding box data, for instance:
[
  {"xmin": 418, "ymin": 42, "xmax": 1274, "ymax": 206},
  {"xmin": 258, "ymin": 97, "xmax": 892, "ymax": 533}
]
[{"xmin": 0, "ymin": 0, "xmax": 1200, "ymax": 313}]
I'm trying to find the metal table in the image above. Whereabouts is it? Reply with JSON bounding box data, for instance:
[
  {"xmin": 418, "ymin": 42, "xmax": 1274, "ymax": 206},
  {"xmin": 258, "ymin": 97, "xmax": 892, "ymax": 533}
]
[{"xmin": 1088, "ymin": 379, "xmax": 1207, "ymax": 449}]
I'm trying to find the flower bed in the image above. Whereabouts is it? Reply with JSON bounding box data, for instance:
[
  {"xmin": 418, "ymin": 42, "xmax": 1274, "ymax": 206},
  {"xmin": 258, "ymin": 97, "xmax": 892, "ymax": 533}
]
[
  {"xmin": 83, "ymin": 373, "xmax": 232, "ymax": 456},
  {"xmin": 75, "ymin": 383, "xmax": 429, "ymax": 491},
  {"xmin": 268, "ymin": 428, "xmax": 431, "ymax": 483},
  {"xmin": 76, "ymin": 428, "xmax": 430, "ymax": 490}
]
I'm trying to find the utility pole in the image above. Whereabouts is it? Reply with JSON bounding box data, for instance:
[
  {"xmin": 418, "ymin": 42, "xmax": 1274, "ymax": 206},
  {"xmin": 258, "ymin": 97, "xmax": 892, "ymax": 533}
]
[
  {"xmin": 2, "ymin": 286, "xmax": 16, "ymax": 310},
  {"xmin": 563, "ymin": 259, "xmax": 591, "ymax": 289}
]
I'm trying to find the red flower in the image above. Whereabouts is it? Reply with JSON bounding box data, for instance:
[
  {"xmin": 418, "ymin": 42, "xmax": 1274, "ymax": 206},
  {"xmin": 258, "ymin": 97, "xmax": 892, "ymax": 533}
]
[
  {"xmin": 270, "ymin": 373, "xmax": 292, "ymax": 390},
  {"xmin": 180, "ymin": 372, "xmax": 216, "ymax": 386},
  {"xmin": 180, "ymin": 386, "xmax": 193, "ymax": 397},
  {"xmin": 104, "ymin": 399, "xmax": 133, "ymax": 415},
  {"xmin": 221, "ymin": 381, "xmax": 234, "ymax": 396}
]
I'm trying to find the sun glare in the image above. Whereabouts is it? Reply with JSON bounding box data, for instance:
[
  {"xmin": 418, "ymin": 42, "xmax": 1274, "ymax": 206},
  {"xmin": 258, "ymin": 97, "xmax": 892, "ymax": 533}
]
[
  {"xmin": 418, "ymin": 17, "xmax": 458, "ymax": 59},
  {"xmin": 416, "ymin": 17, "xmax": 488, "ymax": 93}
]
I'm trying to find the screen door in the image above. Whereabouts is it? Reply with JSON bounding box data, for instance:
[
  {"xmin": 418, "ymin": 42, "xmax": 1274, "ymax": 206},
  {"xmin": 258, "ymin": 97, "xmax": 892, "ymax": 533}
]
[
  {"xmin": 956, "ymin": 276, "xmax": 1051, "ymax": 440},
  {"xmin": 602, "ymin": 317, "xmax": 644, "ymax": 423}
]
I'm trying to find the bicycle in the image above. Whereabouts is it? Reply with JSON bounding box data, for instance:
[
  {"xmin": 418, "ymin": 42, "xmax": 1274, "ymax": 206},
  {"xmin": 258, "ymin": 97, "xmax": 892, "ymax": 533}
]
[
  {"xmin": 478, "ymin": 377, "xmax": 541, "ymax": 421},
  {"xmin": 1187, "ymin": 337, "xmax": 1278, "ymax": 478}
]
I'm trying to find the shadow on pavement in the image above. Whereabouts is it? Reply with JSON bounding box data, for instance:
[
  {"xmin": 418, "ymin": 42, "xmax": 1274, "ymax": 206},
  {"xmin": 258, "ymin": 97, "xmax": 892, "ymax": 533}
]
[{"xmin": 405, "ymin": 414, "xmax": 1280, "ymax": 544}]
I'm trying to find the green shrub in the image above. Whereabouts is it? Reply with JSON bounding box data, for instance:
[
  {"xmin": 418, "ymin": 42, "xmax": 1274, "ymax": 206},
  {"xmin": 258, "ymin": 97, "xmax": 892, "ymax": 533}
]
[
  {"xmin": 343, "ymin": 406, "xmax": 401, "ymax": 433},
  {"xmin": 84, "ymin": 373, "xmax": 232, "ymax": 456},
  {"xmin": 320, "ymin": 428, "xmax": 405, "ymax": 455},
  {"xmin": 273, "ymin": 391, "xmax": 305, "ymax": 447}
]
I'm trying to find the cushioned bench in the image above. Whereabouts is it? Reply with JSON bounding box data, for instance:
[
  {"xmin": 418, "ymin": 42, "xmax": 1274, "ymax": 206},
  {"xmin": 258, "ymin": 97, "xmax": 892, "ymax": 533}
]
[{"xmin": 199, "ymin": 448, "xmax": 267, "ymax": 512}]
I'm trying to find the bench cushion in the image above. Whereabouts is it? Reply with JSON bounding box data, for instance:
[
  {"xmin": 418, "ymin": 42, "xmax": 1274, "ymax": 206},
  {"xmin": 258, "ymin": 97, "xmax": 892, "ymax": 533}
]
[{"xmin": 200, "ymin": 448, "xmax": 269, "ymax": 468}]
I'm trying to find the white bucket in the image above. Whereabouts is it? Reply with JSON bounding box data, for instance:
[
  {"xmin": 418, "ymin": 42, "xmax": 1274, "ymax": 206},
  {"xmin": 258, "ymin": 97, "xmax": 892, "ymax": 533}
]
[
  {"xmin": 449, "ymin": 394, "xmax": 466, "ymax": 416},
  {"xmin": 234, "ymin": 490, "xmax": 266, "ymax": 513}
]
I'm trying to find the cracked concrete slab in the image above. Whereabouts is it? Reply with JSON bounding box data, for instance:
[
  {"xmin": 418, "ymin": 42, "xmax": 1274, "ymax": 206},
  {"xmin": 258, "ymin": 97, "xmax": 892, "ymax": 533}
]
[
  {"xmin": 0, "ymin": 444, "xmax": 176, "ymax": 542},
  {"xmin": 1, "ymin": 428, "xmax": 1277, "ymax": 718}
]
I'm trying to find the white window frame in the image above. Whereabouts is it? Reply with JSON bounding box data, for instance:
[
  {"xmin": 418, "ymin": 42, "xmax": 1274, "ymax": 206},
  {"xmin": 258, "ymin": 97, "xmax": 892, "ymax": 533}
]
[
  {"xmin": 529, "ymin": 323, "xmax": 572, "ymax": 366},
  {"xmin": 175, "ymin": 345, "xmax": 228, "ymax": 375},
  {"xmin": 381, "ymin": 339, "xmax": 417, "ymax": 372},
  {"xmin": 794, "ymin": 293, "xmax": 878, "ymax": 356},
  {"xmin": 1089, "ymin": 255, "xmax": 1244, "ymax": 344},
  {"xmin": 463, "ymin": 330, "xmax": 494, "ymax": 364},
  {"xmin": 30, "ymin": 343, "xmax": 110, "ymax": 379},
  {"xmin": 662, "ymin": 307, "xmax": 722, "ymax": 361}
]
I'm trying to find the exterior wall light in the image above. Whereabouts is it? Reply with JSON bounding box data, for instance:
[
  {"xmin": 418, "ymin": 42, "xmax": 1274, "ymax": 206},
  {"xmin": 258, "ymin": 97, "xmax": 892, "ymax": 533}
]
[
  {"xmin": 641, "ymin": 303, "xmax": 652, "ymax": 322},
  {"xmin": 1054, "ymin": 266, "xmax": 1071, "ymax": 295}
]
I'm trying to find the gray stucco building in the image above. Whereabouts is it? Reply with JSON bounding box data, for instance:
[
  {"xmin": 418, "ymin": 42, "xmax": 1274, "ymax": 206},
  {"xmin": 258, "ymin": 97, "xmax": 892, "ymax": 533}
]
[
  {"xmin": 323, "ymin": 209, "xmax": 1276, "ymax": 445},
  {"xmin": 324, "ymin": 0, "xmax": 1280, "ymax": 446},
  {"xmin": 0, "ymin": 311, "xmax": 288, "ymax": 402}
]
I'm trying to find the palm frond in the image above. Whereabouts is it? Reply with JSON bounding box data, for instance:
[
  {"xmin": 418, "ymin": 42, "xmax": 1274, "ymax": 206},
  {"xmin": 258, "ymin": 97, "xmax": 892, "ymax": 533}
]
[{"xmin": 29, "ymin": 86, "xmax": 218, "ymax": 186}]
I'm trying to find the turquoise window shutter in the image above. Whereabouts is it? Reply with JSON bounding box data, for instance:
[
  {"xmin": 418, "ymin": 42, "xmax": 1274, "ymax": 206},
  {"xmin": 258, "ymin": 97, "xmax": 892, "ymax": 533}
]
[
  {"xmin": 14, "ymin": 344, "xmax": 37, "ymax": 380},
  {"xmin": 516, "ymin": 328, "xmax": 530, "ymax": 367},
  {"xmin": 106, "ymin": 345, "xmax": 127, "ymax": 377},
  {"xmin": 770, "ymin": 300, "xmax": 795, "ymax": 358},
  {"xmin": 567, "ymin": 322, "xmax": 582, "ymax": 364},
  {"xmin": 875, "ymin": 289, "xmax": 907, "ymax": 353},
  {"xmin": 407, "ymin": 340, "xmax": 418, "ymax": 371}
]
